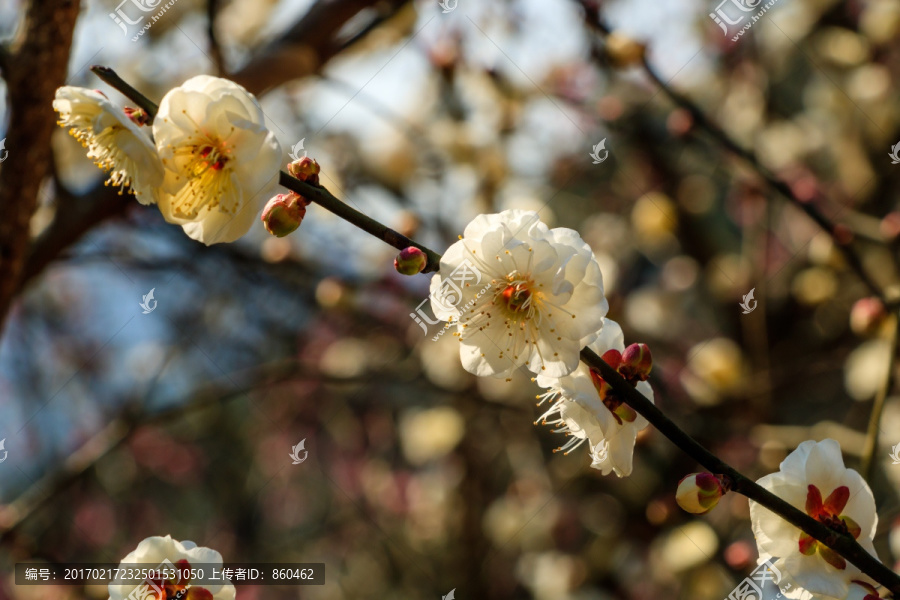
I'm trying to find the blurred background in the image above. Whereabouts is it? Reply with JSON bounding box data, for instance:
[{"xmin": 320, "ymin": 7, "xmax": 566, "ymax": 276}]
[{"xmin": 1, "ymin": 0, "xmax": 900, "ymax": 597}]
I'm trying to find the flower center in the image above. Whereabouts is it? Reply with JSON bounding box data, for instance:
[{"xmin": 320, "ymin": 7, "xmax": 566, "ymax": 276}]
[
  {"xmin": 500, "ymin": 283, "xmax": 532, "ymax": 314},
  {"xmin": 143, "ymin": 559, "xmax": 213, "ymax": 600},
  {"xmin": 798, "ymin": 484, "xmax": 860, "ymax": 570},
  {"xmin": 168, "ymin": 139, "xmax": 238, "ymax": 218},
  {"xmin": 197, "ymin": 144, "xmax": 228, "ymax": 172}
]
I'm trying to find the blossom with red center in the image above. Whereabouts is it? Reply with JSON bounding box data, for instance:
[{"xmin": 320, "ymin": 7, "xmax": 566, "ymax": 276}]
[
  {"xmin": 748, "ymin": 440, "xmax": 880, "ymax": 599},
  {"xmin": 108, "ymin": 535, "xmax": 234, "ymax": 600},
  {"xmin": 429, "ymin": 210, "xmax": 608, "ymax": 379},
  {"xmin": 534, "ymin": 318, "xmax": 654, "ymax": 477},
  {"xmin": 153, "ymin": 76, "xmax": 282, "ymax": 245},
  {"xmin": 798, "ymin": 484, "xmax": 861, "ymax": 570}
]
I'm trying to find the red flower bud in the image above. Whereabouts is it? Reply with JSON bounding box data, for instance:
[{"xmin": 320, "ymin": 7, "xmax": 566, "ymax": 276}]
[
  {"xmin": 676, "ymin": 472, "xmax": 727, "ymax": 514},
  {"xmin": 287, "ymin": 156, "xmax": 321, "ymax": 184},
  {"xmin": 394, "ymin": 247, "xmax": 427, "ymax": 275},
  {"xmin": 261, "ymin": 192, "xmax": 307, "ymax": 237},
  {"xmin": 620, "ymin": 343, "xmax": 652, "ymax": 381}
]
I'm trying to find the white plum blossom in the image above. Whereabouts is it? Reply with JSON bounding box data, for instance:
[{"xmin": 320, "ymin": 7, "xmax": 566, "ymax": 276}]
[
  {"xmin": 152, "ymin": 75, "xmax": 282, "ymax": 245},
  {"xmin": 53, "ymin": 86, "xmax": 163, "ymax": 205},
  {"xmin": 108, "ymin": 535, "xmax": 234, "ymax": 600},
  {"xmin": 430, "ymin": 210, "xmax": 608, "ymax": 379},
  {"xmin": 534, "ymin": 318, "xmax": 653, "ymax": 477},
  {"xmin": 749, "ymin": 439, "xmax": 880, "ymax": 600}
]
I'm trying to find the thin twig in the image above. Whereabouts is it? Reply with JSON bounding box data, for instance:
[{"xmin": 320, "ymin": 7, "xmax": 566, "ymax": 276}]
[
  {"xmin": 279, "ymin": 171, "xmax": 442, "ymax": 272},
  {"xmin": 860, "ymin": 311, "xmax": 900, "ymax": 480},
  {"xmin": 575, "ymin": 0, "xmax": 890, "ymax": 305},
  {"xmin": 90, "ymin": 65, "xmax": 159, "ymax": 120},
  {"xmin": 581, "ymin": 347, "xmax": 900, "ymax": 596}
]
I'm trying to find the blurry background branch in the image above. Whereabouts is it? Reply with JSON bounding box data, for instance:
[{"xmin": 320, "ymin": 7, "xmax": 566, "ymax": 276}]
[
  {"xmin": 0, "ymin": 0, "xmax": 80, "ymax": 335},
  {"xmin": 575, "ymin": 0, "xmax": 894, "ymax": 305},
  {"xmin": 0, "ymin": 359, "xmax": 366, "ymax": 544},
  {"xmin": 230, "ymin": 0, "xmax": 412, "ymax": 95}
]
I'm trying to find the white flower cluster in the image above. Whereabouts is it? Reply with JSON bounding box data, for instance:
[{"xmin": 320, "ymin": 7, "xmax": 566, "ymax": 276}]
[
  {"xmin": 54, "ymin": 76, "xmax": 282, "ymax": 245},
  {"xmin": 430, "ymin": 209, "xmax": 652, "ymax": 477}
]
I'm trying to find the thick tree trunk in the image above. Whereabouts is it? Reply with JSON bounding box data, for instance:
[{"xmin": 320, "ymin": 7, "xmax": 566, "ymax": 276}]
[{"xmin": 0, "ymin": 0, "xmax": 81, "ymax": 334}]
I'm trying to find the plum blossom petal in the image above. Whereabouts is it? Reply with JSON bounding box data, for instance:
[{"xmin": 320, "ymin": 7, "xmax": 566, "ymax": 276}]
[
  {"xmin": 152, "ymin": 76, "xmax": 282, "ymax": 245},
  {"xmin": 534, "ymin": 318, "xmax": 653, "ymax": 477},
  {"xmin": 429, "ymin": 209, "xmax": 608, "ymax": 379},
  {"xmin": 53, "ymin": 86, "xmax": 163, "ymax": 205},
  {"xmin": 748, "ymin": 439, "xmax": 881, "ymax": 600}
]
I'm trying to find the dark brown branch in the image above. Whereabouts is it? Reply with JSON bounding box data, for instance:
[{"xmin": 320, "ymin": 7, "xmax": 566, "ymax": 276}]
[
  {"xmin": 91, "ymin": 65, "xmax": 158, "ymax": 119},
  {"xmin": 279, "ymin": 171, "xmax": 442, "ymax": 272},
  {"xmin": 0, "ymin": 0, "xmax": 81, "ymax": 336},
  {"xmin": 21, "ymin": 180, "xmax": 132, "ymax": 288}
]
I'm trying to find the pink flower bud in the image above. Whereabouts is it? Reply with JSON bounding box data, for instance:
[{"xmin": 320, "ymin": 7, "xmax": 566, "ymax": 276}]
[
  {"xmin": 394, "ymin": 247, "xmax": 427, "ymax": 275},
  {"xmin": 261, "ymin": 192, "xmax": 306, "ymax": 237},
  {"xmin": 676, "ymin": 472, "xmax": 726, "ymax": 514},
  {"xmin": 123, "ymin": 106, "xmax": 151, "ymax": 126},
  {"xmin": 850, "ymin": 297, "xmax": 887, "ymax": 337},
  {"xmin": 620, "ymin": 343, "xmax": 652, "ymax": 381},
  {"xmin": 600, "ymin": 348, "xmax": 622, "ymax": 370},
  {"xmin": 288, "ymin": 157, "xmax": 321, "ymax": 184}
]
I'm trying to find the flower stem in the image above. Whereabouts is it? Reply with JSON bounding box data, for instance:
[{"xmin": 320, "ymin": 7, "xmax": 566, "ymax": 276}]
[
  {"xmin": 278, "ymin": 171, "xmax": 442, "ymax": 273},
  {"xmin": 861, "ymin": 310, "xmax": 900, "ymax": 481},
  {"xmin": 581, "ymin": 347, "xmax": 900, "ymax": 596},
  {"xmin": 89, "ymin": 66, "xmax": 158, "ymax": 121}
]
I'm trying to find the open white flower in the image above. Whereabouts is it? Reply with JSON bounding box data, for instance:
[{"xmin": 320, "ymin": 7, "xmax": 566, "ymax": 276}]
[
  {"xmin": 534, "ymin": 318, "xmax": 653, "ymax": 477},
  {"xmin": 430, "ymin": 210, "xmax": 608, "ymax": 378},
  {"xmin": 108, "ymin": 535, "xmax": 234, "ymax": 600},
  {"xmin": 53, "ymin": 86, "xmax": 163, "ymax": 205},
  {"xmin": 749, "ymin": 439, "xmax": 879, "ymax": 600},
  {"xmin": 153, "ymin": 75, "xmax": 282, "ymax": 245}
]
